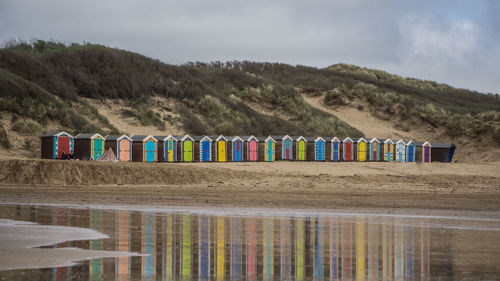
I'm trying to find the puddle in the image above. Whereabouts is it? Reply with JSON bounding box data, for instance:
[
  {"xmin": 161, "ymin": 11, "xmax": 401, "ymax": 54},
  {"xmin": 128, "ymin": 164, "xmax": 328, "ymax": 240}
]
[{"xmin": 0, "ymin": 204, "xmax": 499, "ymax": 280}]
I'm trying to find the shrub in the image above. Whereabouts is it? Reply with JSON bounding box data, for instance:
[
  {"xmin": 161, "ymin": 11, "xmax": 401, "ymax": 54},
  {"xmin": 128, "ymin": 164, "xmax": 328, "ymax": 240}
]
[{"xmin": 11, "ymin": 119, "xmax": 43, "ymax": 134}]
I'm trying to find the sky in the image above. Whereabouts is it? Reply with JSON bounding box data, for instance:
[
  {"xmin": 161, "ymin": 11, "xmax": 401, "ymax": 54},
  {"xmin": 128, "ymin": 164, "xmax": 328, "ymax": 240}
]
[{"xmin": 0, "ymin": 0, "xmax": 498, "ymax": 93}]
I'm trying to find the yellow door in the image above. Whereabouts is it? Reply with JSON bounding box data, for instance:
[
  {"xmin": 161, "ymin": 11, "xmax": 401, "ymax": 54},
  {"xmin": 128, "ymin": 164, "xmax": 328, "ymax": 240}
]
[
  {"xmin": 218, "ymin": 141, "xmax": 226, "ymax": 162},
  {"xmin": 359, "ymin": 142, "xmax": 366, "ymax": 162},
  {"xmin": 167, "ymin": 140, "xmax": 174, "ymax": 162}
]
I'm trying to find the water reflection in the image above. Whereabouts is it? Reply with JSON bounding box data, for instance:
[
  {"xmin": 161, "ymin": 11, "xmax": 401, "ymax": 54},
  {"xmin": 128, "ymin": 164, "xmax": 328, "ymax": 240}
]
[{"xmin": 1, "ymin": 205, "xmax": 500, "ymax": 280}]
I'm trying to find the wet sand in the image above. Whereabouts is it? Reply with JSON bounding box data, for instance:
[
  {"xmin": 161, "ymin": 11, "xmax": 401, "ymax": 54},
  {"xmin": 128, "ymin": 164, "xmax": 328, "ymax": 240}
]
[
  {"xmin": 0, "ymin": 161, "xmax": 499, "ymax": 218},
  {"xmin": 0, "ymin": 219, "xmax": 140, "ymax": 271}
]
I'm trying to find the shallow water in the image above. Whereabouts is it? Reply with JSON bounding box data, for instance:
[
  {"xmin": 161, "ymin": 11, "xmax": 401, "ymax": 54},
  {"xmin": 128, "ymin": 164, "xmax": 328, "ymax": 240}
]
[{"xmin": 0, "ymin": 205, "xmax": 499, "ymax": 280}]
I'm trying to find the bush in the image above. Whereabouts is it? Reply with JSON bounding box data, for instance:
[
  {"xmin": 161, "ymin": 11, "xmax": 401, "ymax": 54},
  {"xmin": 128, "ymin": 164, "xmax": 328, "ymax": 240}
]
[
  {"xmin": 0, "ymin": 123, "xmax": 11, "ymax": 149},
  {"xmin": 11, "ymin": 119, "xmax": 43, "ymax": 134}
]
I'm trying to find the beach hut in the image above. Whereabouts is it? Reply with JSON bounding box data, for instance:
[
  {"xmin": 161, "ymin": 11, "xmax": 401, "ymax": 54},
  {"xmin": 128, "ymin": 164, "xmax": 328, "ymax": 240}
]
[
  {"xmin": 264, "ymin": 136, "xmax": 276, "ymax": 162},
  {"xmin": 383, "ymin": 139, "xmax": 394, "ymax": 162},
  {"xmin": 153, "ymin": 136, "xmax": 167, "ymax": 162},
  {"xmin": 41, "ymin": 131, "xmax": 74, "ymax": 159},
  {"xmin": 415, "ymin": 142, "xmax": 432, "ymax": 162},
  {"xmin": 368, "ymin": 138, "xmax": 380, "ymax": 161},
  {"xmin": 215, "ymin": 135, "xmax": 228, "ymax": 162},
  {"xmin": 195, "ymin": 136, "xmax": 212, "ymax": 162},
  {"xmin": 74, "ymin": 133, "xmax": 105, "ymax": 160},
  {"xmin": 312, "ymin": 137, "xmax": 326, "ymax": 161},
  {"xmin": 245, "ymin": 136, "xmax": 259, "ymax": 162},
  {"xmin": 231, "ymin": 136, "xmax": 244, "ymax": 162},
  {"xmin": 131, "ymin": 135, "xmax": 157, "ymax": 162},
  {"xmin": 179, "ymin": 135, "xmax": 194, "ymax": 162},
  {"xmin": 342, "ymin": 137, "xmax": 354, "ymax": 161},
  {"xmin": 104, "ymin": 135, "xmax": 132, "ymax": 162},
  {"xmin": 163, "ymin": 135, "xmax": 178, "ymax": 162},
  {"xmin": 406, "ymin": 140, "xmax": 416, "ymax": 162},
  {"xmin": 272, "ymin": 135, "xmax": 293, "ymax": 161},
  {"xmin": 356, "ymin": 138, "xmax": 368, "ymax": 162},
  {"xmin": 395, "ymin": 140, "xmax": 406, "ymax": 162},
  {"xmin": 430, "ymin": 143, "xmax": 456, "ymax": 162},
  {"xmin": 330, "ymin": 137, "xmax": 341, "ymax": 162},
  {"xmin": 294, "ymin": 136, "xmax": 307, "ymax": 161}
]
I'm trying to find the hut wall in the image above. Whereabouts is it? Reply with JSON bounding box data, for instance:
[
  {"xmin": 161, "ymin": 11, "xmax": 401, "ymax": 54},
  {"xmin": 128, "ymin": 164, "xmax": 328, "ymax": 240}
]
[
  {"xmin": 177, "ymin": 141, "xmax": 183, "ymax": 162},
  {"xmin": 156, "ymin": 141, "xmax": 164, "ymax": 162},
  {"xmin": 307, "ymin": 142, "xmax": 315, "ymax": 161},
  {"xmin": 41, "ymin": 137, "xmax": 54, "ymax": 159},
  {"xmin": 325, "ymin": 142, "xmax": 332, "ymax": 161},
  {"xmin": 339, "ymin": 142, "xmax": 345, "ymax": 161},
  {"xmin": 194, "ymin": 141, "xmax": 201, "ymax": 162},
  {"xmin": 74, "ymin": 139, "xmax": 91, "ymax": 161},
  {"xmin": 132, "ymin": 141, "xmax": 144, "ymax": 162},
  {"xmin": 228, "ymin": 141, "xmax": 234, "ymax": 162},
  {"xmin": 353, "ymin": 143, "xmax": 359, "ymax": 161},
  {"xmin": 415, "ymin": 146, "xmax": 423, "ymax": 162},
  {"xmin": 276, "ymin": 141, "xmax": 283, "ymax": 161},
  {"xmin": 257, "ymin": 142, "xmax": 265, "ymax": 162},
  {"xmin": 105, "ymin": 140, "xmax": 117, "ymax": 157},
  {"xmin": 431, "ymin": 148, "xmax": 449, "ymax": 162}
]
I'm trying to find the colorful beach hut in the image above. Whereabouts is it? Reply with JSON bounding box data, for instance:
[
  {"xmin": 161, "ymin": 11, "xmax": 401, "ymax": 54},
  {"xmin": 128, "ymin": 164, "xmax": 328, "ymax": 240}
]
[
  {"xmin": 179, "ymin": 135, "xmax": 194, "ymax": 162},
  {"xmin": 41, "ymin": 131, "xmax": 74, "ymax": 159},
  {"xmin": 196, "ymin": 136, "xmax": 212, "ymax": 162},
  {"xmin": 231, "ymin": 136, "xmax": 244, "ymax": 162},
  {"xmin": 294, "ymin": 136, "xmax": 307, "ymax": 161},
  {"xmin": 215, "ymin": 135, "xmax": 228, "ymax": 162},
  {"xmin": 415, "ymin": 142, "xmax": 432, "ymax": 162},
  {"xmin": 163, "ymin": 135, "xmax": 178, "ymax": 162},
  {"xmin": 131, "ymin": 135, "xmax": 157, "ymax": 162},
  {"xmin": 245, "ymin": 136, "xmax": 259, "ymax": 162},
  {"xmin": 342, "ymin": 137, "xmax": 354, "ymax": 161},
  {"xmin": 104, "ymin": 135, "xmax": 132, "ymax": 162},
  {"xmin": 431, "ymin": 143, "xmax": 456, "ymax": 162},
  {"xmin": 368, "ymin": 138, "xmax": 380, "ymax": 161},
  {"xmin": 383, "ymin": 139, "xmax": 394, "ymax": 162},
  {"xmin": 406, "ymin": 140, "xmax": 416, "ymax": 162},
  {"xmin": 313, "ymin": 137, "xmax": 326, "ymax": 161},
  {"xmin": 153, "ymin": 135, "xmax": 167, "ymax": 162},
  {"xmin": 330, "ymin": 137, "xmax": 341, "ymax": 162},
  {"xmin": 74, "ymin": 133, "xmax": 105, "ymax": 160},
  {"xmin": 263, "ymin": 136, "xmax": 276, "ymax": 162},
  {"xmin": 356, "ymin": 138, "xmax": 368, "ymax": 162},
  {"xmin": 395, "ymin": 140, "xmax": 406, "ymax": 162},
  {"xmin": 272, "ymin": 135, "xmax": 293, "ymax": 161}
]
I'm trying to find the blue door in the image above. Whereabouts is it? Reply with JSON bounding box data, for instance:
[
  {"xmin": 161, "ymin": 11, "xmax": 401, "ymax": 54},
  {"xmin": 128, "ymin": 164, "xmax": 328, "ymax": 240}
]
[
  {"xmin": 407, "ymin": 146, "xmax": 414, "ymax": 162},
  {"xmin": 146, "ymin": 140, "xmax": 156, "ymax": 162},
  {"xmin": 315, "ymin": 141, "xmax": 325, "ymax": 161},
  {"xmin": 266, "ymin": 141, "xmax": 274, "ymax": 161},
  {"xmin": 333, "ymin": 142, "xmax": 339, "ymax": 161},
  {"xmin": 201, "ymin": 140, "xmax": 211, "ymax": 162},
  {"xmin": 233, "ymin": 140, "xmax": 242, "ymax": 162}
]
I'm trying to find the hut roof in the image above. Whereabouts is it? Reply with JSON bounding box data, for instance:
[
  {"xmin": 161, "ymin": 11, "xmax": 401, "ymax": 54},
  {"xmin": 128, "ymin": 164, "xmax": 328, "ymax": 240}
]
[
  {"xmin": 230, "ymin": 136, "xmax": 244, "ymax": 142},
  {"xmin": 41, "ymin": 131, "xmax": 74, "ymax": 138},
  {"xmin": 343, "ymin": 137, "xmax": 353, "ymax": 142},
  {"xmin": 199, "ymin": 136, "xmax": 213, "ymax": 142},
  {"xmin": 215, "ymin": 135, "xmax": 228, "ymax": 141},
  {"xmin": 415, "ymin": 141, "xmax": 431, "ymax": 147},
  {"xmin": 105, "ymin": 135, "xmax": 131, "ymax": 141},
  {"xmin": 270, "ymin": 135, "xmax": 292, "ymax": 141},
  {"xmin": 172, "ymin": 135, "xmax": 184, "ymax": 140},
  {"xmin": 75, "ymin": 133, "xmax": 104, "ymax": 140},
  {"xmin": 164, "ymin": 135, "xmax": 179, "ymax": 141},
  {"xmin": 131, "ymin": 135, "xmax": 157, "ymax": 142},
  {"xmin": 396, "ymin": 139, "xmax": 407, "ymax": 145},
  {"xmin": 356, "ymin": 137, "xmax": 367, "ymax": 143},
  {"xmin": 180, "ymin": 135, "xmax": 194, "ymax": 142},
  {"xmin": 244, "ymin": 135, "xmax": 259, "ymax": 142},
  {"xmin": 294, "ymin": 136, "xmax": 307, "ymax": 142},
  {"xmin": 406, "ymin": 140, "xmax": 415, "ymax": 146},
  {"xmin": 265, "ymin": 136, "xmax": 276, "ymax": 142},
  {"xmin": 256, "ymin": 136, "xmax": 268, "ymax": 142},
  {"xmin": 305, "ymin": 137, "xmax": 317, "ymax": 142},
  {"xmin": 331, "ymin": 137, "xmax": 341, "ymax": 142},
  {"xmin": 192, "ymin": 136, "xmax": 205, "ymax": 141},
  {"xmin": 430, "ymin": 143, "xmax": 455, "ymax": 148},
  {"xmin": 369, "ymin": 138, "xmax": 380, "ymax": 143},
  {"xmin": 153, "ymin": 135, "xmax": 167, "ymax": 141}
]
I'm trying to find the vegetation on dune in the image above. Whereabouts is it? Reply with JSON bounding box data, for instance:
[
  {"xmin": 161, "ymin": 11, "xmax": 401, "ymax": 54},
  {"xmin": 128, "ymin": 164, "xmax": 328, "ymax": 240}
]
[{"xmin": 0, "ymin": 39, "xmax": 499, "ymax": 146}]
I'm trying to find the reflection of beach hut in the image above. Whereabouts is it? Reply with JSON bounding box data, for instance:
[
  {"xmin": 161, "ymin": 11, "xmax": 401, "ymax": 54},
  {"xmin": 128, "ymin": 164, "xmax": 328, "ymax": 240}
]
[
  {"xmin": 294, "ymin": 136, "xmax": 307, "ymax": 161},
  {"xmin": 368, "ymin": 138, "xmax": 380, "ymax": 161},
  {"xmin": 312, "ymin": 137, "xmax": 326, "ymax": 161},
  {"xmin": 415, "ymin": 142, "xmax": 431, "ymax": 162},
  {"xmin": 356, "ymin": 138, "xmax": 368, "ymax": 162},
  {"xmin": 195, "ymin": 136, "xmax": 212, "ymax": 162},
  {"xmin": 230, "ymin": 136, "xmax": 244, "ymax": 162},
  {"xmin": 163, "ymin": 135, "xmax": 178, "ymax": 162},
  {"xmin": 330, "ymin": 137, "xmax": 341, "ymax": 162},
  {"xmin": 272, "ymin": 135, "xmax": 293, "ymax": 161},
  {"xmin": 131, "ymin": 135, "xmax": 157, "ymax": 162},
  {"xmin": 74, "ymin": 133, "xmax": 105, "ymax": 160},
  {"xmin": 431, "ymin": 143, "xmax": 456, "ymax": 162},
  {"xmin": 41, "ymin": 131, "xmax": 74, "ymax": 159},
  {"xmin": 383, "ymin": 139, "xmax": 394, "ymax": 162},
  {"xmin": 179, "ymin": 135, "xmax": 194, "ymax": 162},
  {"xmin": 342, "ymin": 137, "xmax": 353, "ymax": 161},
  {"xmin": 245, "ymin": 136, "xmax": 259, "ymax": 162},
  {"xmin": 215, "ymin": 135, "xmax": 228, "ymax": 162},
  {"xmin": 406, "ymin": 140, "xmax": 416, "ymax": 162},
  {"xmin": 104, "ymin": 135, "xmax": 132, "ymax": 162},
  {"xmin": 395, "ymin": 140, "xmax": 406, "ymax": 162}
]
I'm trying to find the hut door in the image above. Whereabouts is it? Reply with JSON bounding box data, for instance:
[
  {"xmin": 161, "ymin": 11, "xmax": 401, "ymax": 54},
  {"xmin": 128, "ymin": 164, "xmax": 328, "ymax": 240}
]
[
  {"xmin": 385, "ymin": 143, "xmax": 391, "ymax": 162},
  {"xmin": 298, "ymin": 141, "xmax": 305, "ymax": 160},
  {"xmin": 285, "ymin": 140, "xmax": 291, "ymax": 160},
  {"xmin": 145, "ymin": 141, "xmax": 156, "ymax": 162},
  {"xmin": 315, "ymin": 141, "xmax": 324, "ymax": 161},
  {"xmin": 333, "ymin": 142, "xmax": 339, "ymax": 161},
  {"xmin": 167, "ymin": 140, "xmax": 175, "ymax": 162},
  {"xmin": 233, "ymin": 141, "xmax": 242, "ymax": 162},
  {"xmin": 57, "ymin": 137, "xmax": 70, "ymax": 159},
  {"xmin": 201, "ymin": 141, "xmax": 211, "ymax": 162},
  {"xmin": 372, "ymin": 143, "xmax": 377, "ymax": 161},
  {"xmin": 93, "ymin": 138, "xmax": 103, "ymax": 160},
  {"xmin": 218, "ymin": 141, "xmax": 226, "ymax": 162},
  {"xmin": 119, "ymin": 140, "xmax": 130, "ymax": 161},
  {"xmin": 344, "ymin": 142, "xmax": 352, "ymax": 161},
  {"xmin": 249, "ymin": 141, "xmax": 257, "ymax": 161},
  {"xmin": 359, "ymin": 142, "xmax": 366, "ymax": 162},
  {"xmin": 407, "ymin": 146, "xmax": 414, "ymax": 162},
  {"xmin": 266, "ymin": 141, "xmax": 274, "ymax": 162},
  {"xmin": 184, "ymin": 141, "xmax": 193, "ymax": 162},
  {"xmin": 424, "ymin": 146, "xmax": 430, "ymax": 162}
]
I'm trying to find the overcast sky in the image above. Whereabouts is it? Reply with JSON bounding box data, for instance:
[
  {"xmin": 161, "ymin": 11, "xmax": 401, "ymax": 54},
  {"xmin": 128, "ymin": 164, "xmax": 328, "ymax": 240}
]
[{"xmin": 1, "ymin": 0, "xmax": 498, "ymax": 93}]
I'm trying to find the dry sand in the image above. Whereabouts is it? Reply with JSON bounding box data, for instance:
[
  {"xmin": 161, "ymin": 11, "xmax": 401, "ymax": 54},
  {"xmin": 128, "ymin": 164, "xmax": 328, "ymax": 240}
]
[{"xmin": 0, "ymin": 219, "xmax": 140, "ymax": 271}]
